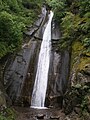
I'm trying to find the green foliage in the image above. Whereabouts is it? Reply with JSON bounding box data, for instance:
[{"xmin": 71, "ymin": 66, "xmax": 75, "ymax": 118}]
[
  {"xmin": 4, "ymin": 0, "xmax": 20, "ymax": 12},
  {"xmin": 45, "ymin": 0, "xmax": 90, "ymax": 51},
  {"xmin": 64, "ymin": 83, "xmax": 90, "ymax": 114},
  {"xmin": 83, "ymin": 38, "xmax": 90, "ymax": 48},
  {"xmin": 46, "ymin": 0, "xmax": 66, "ymax": 22},
  {"xmin": 59, "ymin": 12, "xmax": 82, "ymax": 49},
  {"xmin": 0, "ymin": 0, "xmax": 20, "ymax": 12},
  {"xmin": 79, "ymin": 0, "xmax": 90, "ymax": 16},
  {"xmin": 0, "ymin": 0, "xmax": 43, "ymax": 59},
  {"xmin": 70, "ymin": 84, "xmax": 89, "ymax": 109},
  {"xmin": 0, "ymin": 107, "xmax": 16, "ymax": 120},
  {"xmin": 0, "ymin": 11, "xmax": 24, "ymax": 58}
]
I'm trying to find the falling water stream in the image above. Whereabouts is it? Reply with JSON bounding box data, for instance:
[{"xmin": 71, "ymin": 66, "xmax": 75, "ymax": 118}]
[{"xmin": 31, "ymin": 11, "xmax": 54, "ymax": 108}]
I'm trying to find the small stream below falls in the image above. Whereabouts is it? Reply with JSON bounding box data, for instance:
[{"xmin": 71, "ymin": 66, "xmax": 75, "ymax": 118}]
[{"xmin": 4, "ymin": 7, "xmax": 70, "ymax": 109}]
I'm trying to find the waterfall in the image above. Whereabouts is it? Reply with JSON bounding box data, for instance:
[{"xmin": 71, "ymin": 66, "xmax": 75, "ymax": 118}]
[{"xmin": 31, "ymin": 11, "xmax": 54, "ymax": 108}]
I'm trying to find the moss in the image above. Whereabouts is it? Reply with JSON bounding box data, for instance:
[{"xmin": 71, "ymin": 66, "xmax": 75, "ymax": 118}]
[
  {"xmin": 0, "ymin": 107, "xmax": 16, "ymax": 120},
  {"xmin": 71, "ymin": 41, "xmax": 83, "ymax": 69},
  {"xmin": 70, "ymin": 40, "xmax": 90, "ymax": 86},
  {"xmin": 71, "ymin": 41, "xmax": 90, "ymax": 71},
  {"xmin": 72, "ymin": 41, "xmax": 83, "ymax": 52},
  {"xmin": 78, "ymin": 57, "xmax": 90, "ymax": 71}
]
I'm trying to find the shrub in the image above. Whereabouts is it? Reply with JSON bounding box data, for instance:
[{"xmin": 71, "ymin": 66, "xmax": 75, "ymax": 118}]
[
  {"xmin": 46, "ymin": 0, "xmax": 66, "ymax": 22},
  {"xmin": 0, "ymin": 107, "xmax": 16, "ymax": 120},
  {"xmin": 0, "ymin": 11, "xmax": 24, "ymax": 58}
]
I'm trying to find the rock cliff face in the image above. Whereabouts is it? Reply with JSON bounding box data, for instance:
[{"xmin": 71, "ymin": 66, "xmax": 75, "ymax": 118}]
[
  {"xmin": 64, "ymin": 41, "xmax": 90, "ymax": 117},
  {"xmin": 0, "ymin": 7, "xmax": 90, "ymax": 120},
  {"xmin": 2, "ymin": 10, "xmax": 71, "ymax": 108},
  {"xmin": 4, "ymin": 40, "xmax": 41, "ymax": 105},
  {"xmin": 46, "ymin": 49, "xmax": 70, "ymax": 108}
]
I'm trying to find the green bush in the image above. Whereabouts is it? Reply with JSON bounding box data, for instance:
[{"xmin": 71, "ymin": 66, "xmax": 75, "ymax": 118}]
[
  {"xmin": 45, "ymin": 0, "xmax": 90, "ymax": 51},
  {"xmin": 46, "ymin": 0, "xmax": 66, "ymax": 22},
  {"xmin": 0, "ymin": 0, "xmax": 43, "ymax": 59},
  {"xmin": 79, "ymin": 0, "xmax": 90, "ymax": 16},
  {"xmin": 0, "ymin": 11, "xmax": 24, "ymax": 58},
  {"xmin": 0, "ymin": 107, "xmax": 16, "ymax": 120}
]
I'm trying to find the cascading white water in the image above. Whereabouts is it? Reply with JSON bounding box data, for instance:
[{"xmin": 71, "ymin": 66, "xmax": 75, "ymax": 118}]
[{"xmin": 31, "ymin": 11, "xmax": 54, "ymax": 108}]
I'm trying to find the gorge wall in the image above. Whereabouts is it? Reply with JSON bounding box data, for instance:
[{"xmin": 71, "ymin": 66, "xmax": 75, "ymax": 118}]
[{"xmin": 2, "ymin": 9, "xmax": 70, "ymax": 108}]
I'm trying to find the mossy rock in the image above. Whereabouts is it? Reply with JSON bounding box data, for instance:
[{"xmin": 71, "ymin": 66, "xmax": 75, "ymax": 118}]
[{"xmin": 70, "ymin": 41, "xmax": 90, "ymax": 85}]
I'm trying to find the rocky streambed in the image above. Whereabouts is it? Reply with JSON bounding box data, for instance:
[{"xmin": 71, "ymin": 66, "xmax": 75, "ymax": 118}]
[{"xmin": 15, "ymin": 106, "xmax": 87, "ymax": 120}]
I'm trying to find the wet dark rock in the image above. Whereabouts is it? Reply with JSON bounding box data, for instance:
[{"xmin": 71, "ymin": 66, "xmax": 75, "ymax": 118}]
[
  {"xmin": 36, "ymin": 114, "xmax": 45, "ymax": 119},
  {"xmin": 4, "ymin": 41, "xmax": 40, "ymax": 104},
  {"xmin": 46, "ymin": 96, "xmax": 63, "ymax": 108},
  {"xmin": 25, "ymin": 6, "xmax": 47, "ymax": 39},
  {"xmin": 47, "ymin": 50, "xmax": 70, "ymax": 108},
  {"xmin": 34, "ymin": 16, "xmax": 47, "ymax": 40},
  {"xmin": 34, "ymin": 17, "xmax": 43, "ymax": 27},
  {"xmin": 51, "ymin": 20, "xmax": 61, "ymax": 40},
  {"xmin": 24, "ymin": 26, "xmax": 38, "ymax": 36},
  {"xmin": 34, "ymin": 26, "xmax": 45, "ymax": 40},
  {"xmin": 34, "ymin": 9, "xmax": 47, "ymax": 39}
]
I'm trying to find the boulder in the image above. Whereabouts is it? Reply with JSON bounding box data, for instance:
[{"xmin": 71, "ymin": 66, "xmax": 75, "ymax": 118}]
[
  {"xmin": 36, "ymin": 114, "xmax": 45, "ymax": 119},
  {"xmin": 84, "ymin": 64, "xmax": 90, "ymax": 75}
]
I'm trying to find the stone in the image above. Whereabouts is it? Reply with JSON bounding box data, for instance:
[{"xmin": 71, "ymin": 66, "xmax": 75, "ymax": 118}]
[
  {"xmin": 4, "ymin": 41, "xmax": 39, "ymax": 104},
  {"xmin": 50, "ymin": 115, "xmax": 60, "ymax": 119},
  {"xmin": 24, "ymin": 26, "xmax": 38, "ymax": 36},
  {"xmin": 76, "ymin": 72, "xmax": 90, "ymax": 85},
  {"xmin": 34, "ymin": 17, "xmax": 43, "ymax": 27},
  {"xmin": 36, "ymin": 114, "xmax": 45, "ymax": 119},
  {"xmin": 84, "ymin": 64, "xmax": 90, "ymax": 75},
  {"xmin": 51, "ymin": 21, "xmax": 61, "ymax": 40},
  {"xmin": 65, "ymin": 117, "xmax": 71, "ymax": 120},
  {"xmin": 74, "ymin": 107, "xmax": 82, "ymax": 114}
]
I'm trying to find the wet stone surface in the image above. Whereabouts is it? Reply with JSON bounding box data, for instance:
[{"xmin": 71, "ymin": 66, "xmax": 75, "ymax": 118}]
[
  {"xmin": 14, "ymin": 107, "xmax": 66, "ymax": 120},
  {"xmin": 36, "ymin": 114, "xmax": 45, "ymax": 119},
  {"xmin": 4, "ymin": 40, "xmax": 40, "ymax": 105}
]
